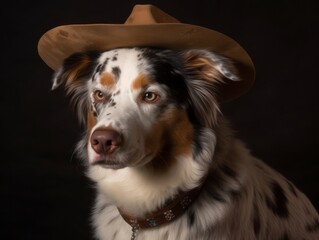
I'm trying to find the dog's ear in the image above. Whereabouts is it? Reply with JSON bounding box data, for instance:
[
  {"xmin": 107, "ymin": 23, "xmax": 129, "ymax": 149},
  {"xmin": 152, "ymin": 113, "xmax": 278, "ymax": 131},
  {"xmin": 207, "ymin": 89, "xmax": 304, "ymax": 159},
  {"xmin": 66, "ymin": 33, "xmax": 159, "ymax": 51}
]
[
  {"xmin": 182, "ymin": 50, "xmax": 239, "ymax": 127},
  {"xmin": 52, "ymin": 51, "xmax": 100, "ymax": 91},
  {"xmin": 52, "ymin": 51, "xmax": 100, "ymax": 124}
]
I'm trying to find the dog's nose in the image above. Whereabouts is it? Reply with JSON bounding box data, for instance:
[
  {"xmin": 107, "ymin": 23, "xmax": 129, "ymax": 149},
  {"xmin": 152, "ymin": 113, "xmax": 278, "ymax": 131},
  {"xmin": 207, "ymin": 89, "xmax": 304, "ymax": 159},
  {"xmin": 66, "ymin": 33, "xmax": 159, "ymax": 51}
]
[{"xmin": 90, "ymin": 129, "xmax": 122, "ymax": 155}]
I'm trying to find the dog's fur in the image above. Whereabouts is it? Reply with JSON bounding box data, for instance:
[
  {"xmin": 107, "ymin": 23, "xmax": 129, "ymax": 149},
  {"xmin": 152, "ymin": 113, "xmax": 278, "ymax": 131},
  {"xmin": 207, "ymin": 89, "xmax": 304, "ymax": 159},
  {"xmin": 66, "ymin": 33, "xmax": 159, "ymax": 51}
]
[{"xmin": 52, "ymin": 47, "xmax": 319, "ymax": 239}]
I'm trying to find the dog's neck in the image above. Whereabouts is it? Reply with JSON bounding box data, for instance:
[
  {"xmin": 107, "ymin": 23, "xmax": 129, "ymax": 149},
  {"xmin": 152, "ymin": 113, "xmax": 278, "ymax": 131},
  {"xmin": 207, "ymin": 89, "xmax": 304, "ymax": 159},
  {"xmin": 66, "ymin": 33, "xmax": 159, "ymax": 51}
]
[
  {"xmin": 88, "ymin": 154, "xmax": 205, "ymax": 216},
  {"xmin": 117, "ymin": 180, "xmax": 204, "ymax": 229}
]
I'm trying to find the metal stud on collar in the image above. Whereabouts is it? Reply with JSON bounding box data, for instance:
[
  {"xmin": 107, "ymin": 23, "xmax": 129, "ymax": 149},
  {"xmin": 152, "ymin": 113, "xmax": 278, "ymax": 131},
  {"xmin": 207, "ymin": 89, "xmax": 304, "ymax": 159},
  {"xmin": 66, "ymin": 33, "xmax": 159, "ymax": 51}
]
[{"xmin": 131, "ymin": 223, "xmax": 139, "ymax": 240}]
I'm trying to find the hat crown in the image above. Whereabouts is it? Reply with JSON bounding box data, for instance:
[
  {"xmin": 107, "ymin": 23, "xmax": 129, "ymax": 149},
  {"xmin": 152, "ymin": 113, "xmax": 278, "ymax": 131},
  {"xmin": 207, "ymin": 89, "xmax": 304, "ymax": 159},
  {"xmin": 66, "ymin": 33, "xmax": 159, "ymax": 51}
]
[{"xmin": 124, "ymin": 5, "xmax": 180, "ymax": 25}]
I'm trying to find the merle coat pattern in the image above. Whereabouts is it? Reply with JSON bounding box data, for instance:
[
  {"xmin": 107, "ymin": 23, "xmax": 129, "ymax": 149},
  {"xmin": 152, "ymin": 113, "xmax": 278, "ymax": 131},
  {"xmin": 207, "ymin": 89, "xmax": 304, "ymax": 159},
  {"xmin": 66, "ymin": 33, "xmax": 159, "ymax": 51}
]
[{"xmin": 52, "ymin": 47, "xmax": 319, "ymax": 240}]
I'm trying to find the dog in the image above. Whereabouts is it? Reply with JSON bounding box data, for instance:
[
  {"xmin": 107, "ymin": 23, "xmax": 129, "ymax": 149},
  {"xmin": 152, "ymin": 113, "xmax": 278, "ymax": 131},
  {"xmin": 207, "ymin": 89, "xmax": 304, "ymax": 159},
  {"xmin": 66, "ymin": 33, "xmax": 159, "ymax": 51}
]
[{"xmin": 51, "ymin": 47, "xmax": 319, "ymax": 240}]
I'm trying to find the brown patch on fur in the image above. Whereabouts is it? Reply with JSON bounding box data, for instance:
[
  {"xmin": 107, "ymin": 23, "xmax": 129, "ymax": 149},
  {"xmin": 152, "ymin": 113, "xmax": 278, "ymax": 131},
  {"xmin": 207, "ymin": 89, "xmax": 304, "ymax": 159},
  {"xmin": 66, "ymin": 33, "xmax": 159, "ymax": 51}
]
[
  {"xmin": 184, "ymin": 51, "xmax": 224, "ymax": 83},
  {"xmin": 87, "ymin": 109, "xmax": 97, "ymax": 134},
  {"xmin": 100, "ymin": 72, "xmax": 116, "ymax": 89},
  {"xmin": 131, "ymin": 74, "xmax": 151, "ymax": 90},
  {"xmin": 167, "ymin": 110, "xmax": 194, "ymax": 157},
  {"xmin": 145, "ymin": 109, "xmax": 193, "ymax": 171}
]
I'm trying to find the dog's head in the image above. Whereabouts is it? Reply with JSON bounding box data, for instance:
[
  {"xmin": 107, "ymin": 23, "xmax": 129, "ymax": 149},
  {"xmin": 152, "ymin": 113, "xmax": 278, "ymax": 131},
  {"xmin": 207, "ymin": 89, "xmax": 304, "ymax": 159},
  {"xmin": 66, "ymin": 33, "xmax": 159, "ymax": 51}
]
[{"xmin": 52, "ymin": 48, "xmax": 239, "ymax": 170}]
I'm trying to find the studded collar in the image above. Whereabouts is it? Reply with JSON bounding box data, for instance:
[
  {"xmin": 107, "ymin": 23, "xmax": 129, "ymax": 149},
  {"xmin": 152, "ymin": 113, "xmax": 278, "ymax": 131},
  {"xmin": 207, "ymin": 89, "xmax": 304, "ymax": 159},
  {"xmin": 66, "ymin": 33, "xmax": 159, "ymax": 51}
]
[{"xmin": 117, "ymin": 184, "xmax": 203, "ymax": 231}]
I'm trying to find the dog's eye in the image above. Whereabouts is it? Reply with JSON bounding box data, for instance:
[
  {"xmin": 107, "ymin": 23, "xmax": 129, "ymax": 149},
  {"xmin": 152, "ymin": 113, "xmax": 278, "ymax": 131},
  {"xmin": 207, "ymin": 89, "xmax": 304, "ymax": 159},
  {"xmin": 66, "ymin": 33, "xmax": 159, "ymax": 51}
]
[
  {"xmin": 93, "ymin": 90, "xmax": 105, "ymax": 102},
  {"xmin": 142, "ymin": 92, "xmax": 160, "ymax": 103}
]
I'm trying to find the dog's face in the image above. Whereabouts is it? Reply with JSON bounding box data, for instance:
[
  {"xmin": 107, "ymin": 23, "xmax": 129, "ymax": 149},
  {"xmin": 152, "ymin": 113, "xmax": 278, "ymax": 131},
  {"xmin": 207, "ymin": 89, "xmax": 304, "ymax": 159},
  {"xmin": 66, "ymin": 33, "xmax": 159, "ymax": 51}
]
[{"xmin": 52, "ymin": 48, "xmax": 238, "ymax": 170}]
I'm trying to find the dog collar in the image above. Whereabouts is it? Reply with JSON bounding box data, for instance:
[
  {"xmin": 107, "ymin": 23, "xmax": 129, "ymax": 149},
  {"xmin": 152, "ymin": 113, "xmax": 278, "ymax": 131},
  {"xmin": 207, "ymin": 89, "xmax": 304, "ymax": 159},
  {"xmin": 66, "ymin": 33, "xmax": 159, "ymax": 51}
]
[{"xmin": 117, "ymin": 185, "xmax": 203, "ymax": 239}]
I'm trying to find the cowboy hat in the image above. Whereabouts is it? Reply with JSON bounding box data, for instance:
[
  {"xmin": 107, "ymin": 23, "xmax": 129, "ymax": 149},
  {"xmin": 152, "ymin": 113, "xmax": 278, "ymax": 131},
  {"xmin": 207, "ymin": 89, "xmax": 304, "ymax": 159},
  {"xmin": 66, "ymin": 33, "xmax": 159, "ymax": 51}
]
[{"xmin": 38, "ymin": 4, "xmax": 255, "ymax": 102}]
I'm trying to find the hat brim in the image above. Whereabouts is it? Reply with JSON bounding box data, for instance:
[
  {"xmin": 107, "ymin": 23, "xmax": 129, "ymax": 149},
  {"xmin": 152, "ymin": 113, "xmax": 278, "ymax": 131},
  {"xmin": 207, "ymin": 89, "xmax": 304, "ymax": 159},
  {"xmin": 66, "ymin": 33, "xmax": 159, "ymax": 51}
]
[{"xmin": 38, "ymin": 23, "xmax": 255, "ymax": 102}]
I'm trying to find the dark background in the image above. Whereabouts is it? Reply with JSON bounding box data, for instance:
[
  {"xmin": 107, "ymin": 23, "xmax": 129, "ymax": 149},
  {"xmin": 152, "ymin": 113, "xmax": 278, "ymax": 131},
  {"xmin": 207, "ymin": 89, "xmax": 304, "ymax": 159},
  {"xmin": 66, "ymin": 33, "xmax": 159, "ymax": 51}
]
[{"xmin": 1, "ymin": 0, "xmax": 318, "ymax": 239}]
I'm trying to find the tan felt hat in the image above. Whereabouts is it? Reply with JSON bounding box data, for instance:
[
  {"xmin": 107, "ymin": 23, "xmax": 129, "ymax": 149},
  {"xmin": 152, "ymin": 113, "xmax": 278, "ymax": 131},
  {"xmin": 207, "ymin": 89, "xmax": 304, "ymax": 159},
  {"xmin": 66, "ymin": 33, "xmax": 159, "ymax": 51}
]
[{"xmin": 38, "ymin": 4, "xmax": 255, "ymax": 102}]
